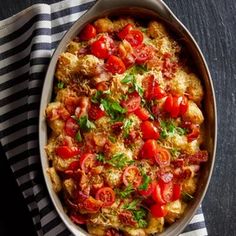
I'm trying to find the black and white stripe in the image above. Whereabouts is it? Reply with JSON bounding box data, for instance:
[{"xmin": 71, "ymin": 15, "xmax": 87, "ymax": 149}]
[{"xmin": 0, "ymin": 0, "xmax": 207, "ymax": 235}]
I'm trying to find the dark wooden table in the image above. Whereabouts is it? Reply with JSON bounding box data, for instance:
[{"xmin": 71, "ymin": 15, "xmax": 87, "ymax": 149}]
[{"xmin": 0, "ymin": 0, "xmax": 235, "ymax": 235}]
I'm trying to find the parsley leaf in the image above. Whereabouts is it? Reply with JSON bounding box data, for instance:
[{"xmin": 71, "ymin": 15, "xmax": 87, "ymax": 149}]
[
  {"xmin": 57, "ymin": 81, "xmax": 64, "ymax": 89},
  {"xmin": 123, "ymin": 118, "xmax": 133, "ymax": 138},
  {"xmin": 75, "ymin": 130, "xmax": 82, "ymax": 142},
  {"xmin": 160, "ymin": 120, "xmax": 186, "ymax": 139},
  {"xmin": 138, "ymin": 174, "xmax": 151, "ymax": 190},
  {"xmin": 91, "ymin": 90, "xmax": 103, "ymax": 104},
  {"xmin": 76, "ymin": 116, "xmax": 95, "ymax": 132},
  {"xmin": 107, "ymin": 153, "xmax": 134, "ymax": 169},
  {"xmin": 123, "ymin": 199, "xmax": 142, "ymax": 211},
  {"xmin": 108, "ymin": 135, "xmax": 116, "ymax": 143},
  {"xmin": 121, "ymin": 74, "xmax": 135, "ymax": 83},
  {"xmin": 96, "ymin": 153, "xmax": 106, "ymax": 163},
  {"xmin": 117, "ymin": 185, "xmax": 134, "ymax": 198}
]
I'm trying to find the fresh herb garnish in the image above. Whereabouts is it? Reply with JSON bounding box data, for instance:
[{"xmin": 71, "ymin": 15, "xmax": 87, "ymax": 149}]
[
  {"xmin": 107, "ymin": 153, "xmax": 134, "ymax": 169},
  {"xmin": 75, "ymin": 130, "xmax": 82, "ymax": 142},
  {"xmin": 160, "ymin": 120, "xmax": 187, "ymax": 139},
  {"xmin": 121, "ymin": 74, "xmax": 134, "ymax": 83},
  {"xmin": 123, "ymin": 199, "xmax": 142, "ymax": 211},
  {"xmin": 91, "ymin": 90, "xmax": 103, "ymax": 104},
  {"xmin": 117, "ymin": 185, "xmax": 135, "ymax": 198},
  {"xmin": 74, "ymin": 116, "xmax": 95, "ymax": 132},
  {"xmin": 138, "ymin": 173, "xmax": 151, "ymax": 190},
  {"xmin": 96, "ymin": 153, "xmax": 106, "ymax": 163},
  {"xmin": 57, "ymin": 81, "xmax": 64, "ymax": 89},
  {"xmin": 108, "ymin": 135, "xmax": 116, "ymax": 143},
  {"xmin": 170, "ymin": 148, "xmax": 180, "ymax": 158},
  {"xmin": 123, "ymin": 118, "xmax": 133, "ymax": 138}
]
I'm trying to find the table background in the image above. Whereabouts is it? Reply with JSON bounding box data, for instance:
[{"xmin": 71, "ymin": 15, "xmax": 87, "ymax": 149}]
[{"xmin": 0, "ymin": 0, "xmax": 235, "ymax": 235}]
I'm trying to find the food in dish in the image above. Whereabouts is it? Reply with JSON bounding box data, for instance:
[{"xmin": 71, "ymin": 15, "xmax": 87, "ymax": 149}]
[{"xmin": 45, "ymin": 17, "xmax": 208, "ymax": 235}]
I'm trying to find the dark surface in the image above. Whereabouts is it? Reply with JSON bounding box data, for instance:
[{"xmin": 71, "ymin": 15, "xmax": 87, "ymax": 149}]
[{"xmin": 0, "ymin": 0, "xmax": 235, "ymax": 235}]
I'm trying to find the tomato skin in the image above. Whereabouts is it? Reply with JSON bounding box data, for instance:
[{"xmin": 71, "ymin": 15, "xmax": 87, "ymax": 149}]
[
  {"xmin": 140, "ymin": 139, "xmax": 158, "ymax": 162},
  {"xmin": 134, "ymin": 107, "xmax": 150, "ymax": 121},
  {"xmin": 187, "ymin": 124, "xmax": 200, "ymax": 142},
  {"xmin": 95, "ymin": 187, "xmax": 115, "ymax": 207},
  {"xmin": 171, "ymin": 96, "xmax": 182, "ymax": 118},
  {"xmin": 88, "ymin": 104, "xmax": 105, "ymax": 120},
  {"xmin": 150, "ymin": 204, "xmax": 168, "ymax": 218},
  {"xmin": 160, "ymin": 181, "xmax": 174, "ymax": 203},
  {"xmin": 139, "ymin": 181, "xmax": 155, "ymax": 197},
  {"xmin": 154, "ymin": 147, "xmax": 171, "ymax": 167},
  {"xmin": 79, "ymin": 153, "xmax": 96, "ymax": 173},
  {"xmin": 164, "ymin": 94, "xmax": 173, "ymax": 113},
  {"xmin": 56, "ymin": 146, "xmax": 80, "ymax": 159},
  {"xmin": 91, "ymin": 36, "xmax": 114, "ymax": 59},
  {"xmin": 105, "ymin": 55, "xmax": 126, "ymax": 74},
  {"xmin": 141, "ymin": 121, "xmax": 160, "ymax": 140},
  {"xmin": 125, "ymin": 29, "xmax": 144, "ymax": 47},
  {"xmin": 123, "ymin": 165, "xmax": 142, "ymax": 188},
  {"xmin": 67, "ymin": 160, "xmax": 80, "ymax": 171},
  {"xmin": 135, "ymin": 44, "xmax": 154, "ymax": 64},
  {"xmin": 79, "ymin": 24, "xmax": 96, "ymax": 41},
  {"xmin": 96, "ymin": 82, "xmax": 109, "ymax": 91},
  {"xmin": 179, "ymin": 96, "xmax": 188, "ymax": 115},
  {"xmin": 172, "ymin": 184, "xmax": 181, "ymax": 201},
  {"xmin": 83, "ymin": 196, "xmax": 102, "ymax": 213},
  {"xmin": 70, "ymin": 214, "xmax": 86, "ymax": 224},
  {"xmin": 118, "ymin": 23, "xmax": 134, "ymax": 39},
  {"xmin": 64, "ymin": 117, "xmax": 79, "ymax": 137},
  {"xmin": 121, "ymin": 92, "xmax": 141, "ymax": 113},
  {"xmin": 152, "ymin": 182, "xmax": 166, "ymax": 205}
]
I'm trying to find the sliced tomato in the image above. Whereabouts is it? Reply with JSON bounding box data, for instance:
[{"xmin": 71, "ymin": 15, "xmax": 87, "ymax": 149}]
[
  {"xmin": 79, "ymin": 24, "xmax": 96, "ymax": 41},
  {"xmin": 67, "ymin": 160, "xmax": 80, "ymax": 171},
  {"xmin": 150, "ymin": 204, "xmax": 168, "ymax": 218},
  {"xmin": 123, "ymin": 165, "xmax": 142, "ymax": 188},
  {"xmin": 121, "ymin": 91, "xmax": 141, "ymax": 113},
  {"xmin": 154, "ymin": 147, "xmax": 171, "ymax": 167},
  {"xmin": 65, "ymin": 117, "xmax": 79, "ymax": 137},
  {"xmin": 91, "ymin": 36, "xmax": 114, "ymax": 59},
  {"xmin": 56, "ymin": 146, "xmax": 80, "ymax": 159},
  {"xmin": 171, "ymin": 96, "xmax": 182, "ymax": 118},
  {"xmin": 159, "ymin": 181, "xmax": 174, "ymax": 203},
  {"xmin": 134, "ymin": 107, "xmax": 150, "ymax": 121},
  {"xmin": 83, "ymin": 196, "xmax": 102, "ymax": 213},
  {"xmin": 140, "ymin": 139, "xmax": 158, "ymax": 162},
  {"xmin": 179, "ymin": 96, "xmax": 188, "ymax": 115},
  {"xmin": 163, "ymin": 94, "xmax": 173, "ymax": 113},
  {"xmin": 159, "ymin": 172, "xmax": 173, "ymax": 183},
  {"xmin": 118, "ymin": 23, "xmax": 134, "ymax": 39},
  {"xmin": 139, "ymin": 181, "xmax": 155, "ymax": 197},
  {"xmin": 95, "ymin": 187, "xmax": 115, "ymax": 207},
  {"xmin": 70, "ymin": 214, "xmax": 86, "ymax": 224},
  {"xmin": 187, "ymin": 124, "xmax": 200, "ymax": 142},
  {"xmin": 64, "ymin": 97, "xmax": 80, "ymax": 114},
  {"xmin": 152, "ymin": 182, "xmax": 166, "ymax": 205},
  {"xmin": 141, "ymin": 121, "xmax": 160, "ymax": 140},
  {"xmin": 88, "ymin": 104, "xmax": 105, "ymax": 120},
  {"xmin": 172, "ymin": 184, "xmax": 181, "ymax": 201},
  {"xmin": 80, "ymin": 153, "xmax": 96, "ymax": 173},
  {"xmin": 135, "ymin": 44, "xmax": 153, "ymax": 64},
  {"xmin": 105, "ymin": 55, "xmax": 126, "ymax": 74},
  {"xmin": 125, "ymin": 29, "xmax": 143, "ymax": 47},
  {"xmin": 96, "ymin": 82, "xmax": 109, "ymax": 91}
]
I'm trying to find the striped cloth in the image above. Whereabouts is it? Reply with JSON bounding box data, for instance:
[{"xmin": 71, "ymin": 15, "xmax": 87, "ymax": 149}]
[{"xmin": 0, "ymin": 0, "xmax": 208, "ymax": 235}]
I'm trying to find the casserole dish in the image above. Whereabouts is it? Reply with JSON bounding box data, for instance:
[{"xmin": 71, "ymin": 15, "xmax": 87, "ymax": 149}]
[{"xmin": 39, "ymin": 0, "xmax": 217, "ymax": 235}]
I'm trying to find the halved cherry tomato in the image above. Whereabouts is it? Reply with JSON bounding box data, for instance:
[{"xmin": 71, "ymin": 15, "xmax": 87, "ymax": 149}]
[
  {"xmin": 159, "ymin": 172, "xmax": 173, "ymax": 183},
  {"xmin": 123, "ymin": 165, "xmax": 142, "ymax": 188},
  {"xmin": 121, "ymin": 92, "xmax": 141, "ymax": 113},
  {"xmin": 64, "ymin": 117, "xmax": 79, "ymax": 137},
  {"xmin": 80, "ymin": 153, "xmax": 96, "ymax": 173},
  {"xmin": 135, "ymin": 44, "xmax": 153, "ymax": 64},
  {"xmin": 141, "ymin": 121, "xmax": 160, "ymax": 140},
  {"xmin": 91, "ymin": 36, "xmax": 114, "ymax": 59},
  {"xmin": 163, "ymin": 94, "xmax": 173, "ymax": 113},
  {"xmin": 179, "ymin": 96, "xmax": 188, "ymax": 115},
  {"xmin": 154, "ymin": 147, "xmax": 171, "ymax": 167},
  {"xmin": 187, "ymin": 124, "xmax": 200, "ymax": 142},
  {"xmin": 160, "ymin": 181, "xmax": 174, "ymax": 203},
  {"xmin": 95, "ymin": 187, "xmax": 115, "ymax": 207},
  {"xmin": 70, "ymin": 214, "xmax": 86, "ymax": 224},
  {"xmin": 140, "ymin": 139, "xmax": 158, "ymax": 162},
  {"xmin": 105, "ymin": 55, "xmax": 126, "ymax": 74},
  {"xmin": 134, "ymin": 107, "xmax": 150, "ymax": 121},
  {"xmin": 152, "ymin": 182, "xmax": 166, "ymax": 205},
  {"xmin": 118, "ymin": 23, "xmax": 134, "ymax": 39},
  {"xmin": 83, "ymin": 196, "xmax": 102, "ymax": 213},
  {"xmin": 171, "ymin": 96, "xmax": 182, "ymax": 118},
  {"xmin": 67, "ymin": 160, "xmax": 80, "ymax": 171},
  {"xmin": 56, "ymin": 146, "xmax": 80, "ymax": 159},
  {"xmin": 172, "ymin": 184, "xmax": 181, "ymax": 201},
  {"xmin": 88, "ymin": 104, "xmax": 105, "ymax": 120},
  {"xmin": 79, "ymin": 24, "xmax": 96, "ymax": 41},
  {"xmin": 150, "ymin": 204, "xmax": 168, "ymax": 218},
  {"xmin": 125, "ymin": 29, "xmax": 143, "ymax": 47},
  {"xmin": 139, "ymin": 181, "xmax": 155, "ymax": 197}
]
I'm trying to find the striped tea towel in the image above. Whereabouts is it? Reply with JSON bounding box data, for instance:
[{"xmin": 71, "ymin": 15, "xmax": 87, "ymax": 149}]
[{"xmin": 0, "ymin": 0, "xmax": 208, "ymax": 235}]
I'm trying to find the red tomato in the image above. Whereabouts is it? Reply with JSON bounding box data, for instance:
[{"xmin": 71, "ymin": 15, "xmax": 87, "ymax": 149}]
[
  {"xmin": 171, "ymin": 96, "xmax": 182, "ymax": 118},
  {"xmin": 140, "ymin": 139, "xmax": 158, "ymax": 161},
  {"xmin": 67, "ymin": 160, "xmax": 80, "ymax": 171},
  {"xmin": 64, "ymin": 117, "xmax": 79, "ymax": 137},
  {"xmin": 118, "ymin": 23, "xmax": 134, "ymax": 39},
  {"xmin": 70, "ymin": 214, "xmax": 86, "ymax": 224},
  {"xmin": 154, "ymin": 147, "xmax": 171, "ymax": 167},
  {"xmin": 64, "ymin": 97, "xmax": 80, "ymax": 114},
  {"xmin": 135, "ymin": 44, "xmax": 153, "ymax": 64},
  {"xmin": 160, "ymin": 181, "xmax": 174, "ymax": 203},
  {"xmin": 95, "ymin": 187, "xmax": 115, "ymax": 207},
  {"xmin": 125, "ymin": 30, "xmax": 143, "ymax": 47},
  {"xmin": 139, "ymin": 182, "xmax": 155, "ymax": 197},
  {"xmin": 159, "ymin": 172, "xmax": 173, "ymax": 183},
  {"xmin": 141, "ymin": 121, "xmax": 160, "ymax": 140},
  {"xmin": 152, "ymin": 182, "xmax": 166, "ymax": 205},
  {"xmin": 121, "ymin": 92, "xmax": 141, "ymax": 112},
  {"xmin": 179, "ymin": 96, "xmax": 188, "ymax": 115},
  {"xmin": 91, "ymin": 36, "xmax": 114, "ymax": 59},
  {"xmin": 96, "ymin": 82, "xmax": 109, "ymax": 91},
  {"xmin": 150, "ymin": 204, "xmax": 168, "ymax": 218},
  {"xmin": 163, "ymin": 94, "xmax": 173, "ymax": 112},
  {"xmin": 79, "ymin": 24, "xmax": 96, "ymax": 41},
  {"xmin": 123, "ymin": 165, "xmax": 142, "ymax": 188},
  {"xmin": 172, "ymin": 184, "xmax": 181, "ymax": 201},
  {"xmin": 187, "ymin": 124, "xmax": 200, "ymax": 142},
  {"xmin": 83, "ymin": 196, "xmax": 102, "ymax": 213},
  {"xmin": 56, "ymin": 146, "xmax": 80, "ymax": 159},
  {"xmin": 88, "ymin": 104, "xmax": 105, "ymax": 120},
  {"xmin": 105, "ymin": 55, "xmax": 126, "ymax": 74},
  {"xmin": 80, "ymin": 153, "xmax": 96, "ymax": 173},
  {"xmin": 134, "ymin": 107, "xmax": 150, "ymax": 121}
]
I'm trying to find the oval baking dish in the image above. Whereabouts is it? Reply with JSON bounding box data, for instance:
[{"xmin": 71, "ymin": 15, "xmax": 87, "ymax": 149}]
[{"xmin": 39, "ymin": 0, "xmax": 217, "ymax": 235}]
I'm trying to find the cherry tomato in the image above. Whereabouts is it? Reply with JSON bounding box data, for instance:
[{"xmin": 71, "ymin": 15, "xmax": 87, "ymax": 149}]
[
  {"xmin": 96, "ymin": 82, "xmax": 109, "ymax": 91},
  {"xmin": 141, "ymin": 121, "xmax": 160, "ymax": 140},
  {"xmin": 159, "ymin": 172, "xmax": 173, "ymax": 183},
  {"xmin": 163, "ymin": 94, "xmax": 173, "ymax": 113},
  {"xmin": 70, "ymin": 214, "xmax": 86, "ymax": 224},
  {"xmin": 91, "ymin": 36, "xmax": 114, "ymax": 59},
  {"xmin": 152, "ymin": 182, "xmax": 166, "ymax": 205},
  {"xmin": 67, "ymin": 160, "xmax": 80, "ymax": 171},
  {"xmin": 172, "ymin": 184, "xmax": 181, "ymax": 201},
  {"xmin": 171, "ymin": 96, "xmax": 182, "ymax": 118},
  {"xmin": 118, "ymin": 23, "xmax": 134, "ymax": 39},
  {"xmin": 135, "ymin": 44, "xmax": 153, "ymax": 64},
  {"xmin": 56, "ymin": 146, "xmax": 80, "ymax": 159},
  {"xmin": 179, "ymin": 96, "xmax": 188, "ymax": 115},
  {"xmin": 123, "ymin": 165, "xmax": 142, "ymax": 188},
  {"xmin": 160, "ymin": 181, "xmax": 174, "ymax": 203},
  {"xmin": 154, "ymin": 147, "xmax": 171, "ymax": 167},
  {"xmin": 88, "ymin": 104, "xmax": 105, "ymax": 120},
  {"xmin": 80, "ymin": 153, "xmax": 96, "ymax": 173},
  {"xmin": 105, "ymin": 55, "xmax": 126, "ymax": 74},
  {"xmin": 64, "ymin": 117, "xmax": 79, "ymax": 137},
  {"xmin": 95, "ymin": 187, "xmax": 115, "ymax": 207},
  {"xmin": 79, "ymin": 24, "xmax": 96, "ymax": 41},
  {"xmin": 64, "ymin": 97, "xmax": 80, "ymax": 114},
  {"xmin": 121, "ymin": 92, "xmax": 141, "ymax": 113},
  {"xmin": 150, "ymin": 204, "xmax": 168, "ymax": 218},
  {"xmin": 187, "ymin": 124, "xmax": 200, "ymax": 142},
  {"xmin": 139, "ymin": 181, "xmax": 155, "ymax": 197},
  {"xmin": 125, "ymin": 29, "xmax": 143, "ymax": 47},
  {"xmin": 140, "ymin": 139, "xmax": 158, "ymax": 162},
  {"xmin": 134, "ymin": 107, "xmax": 150, "ymax": 121},
  {"xmin": 83, "ymin": 196, "xmax": 102, "ymax": 213}
]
